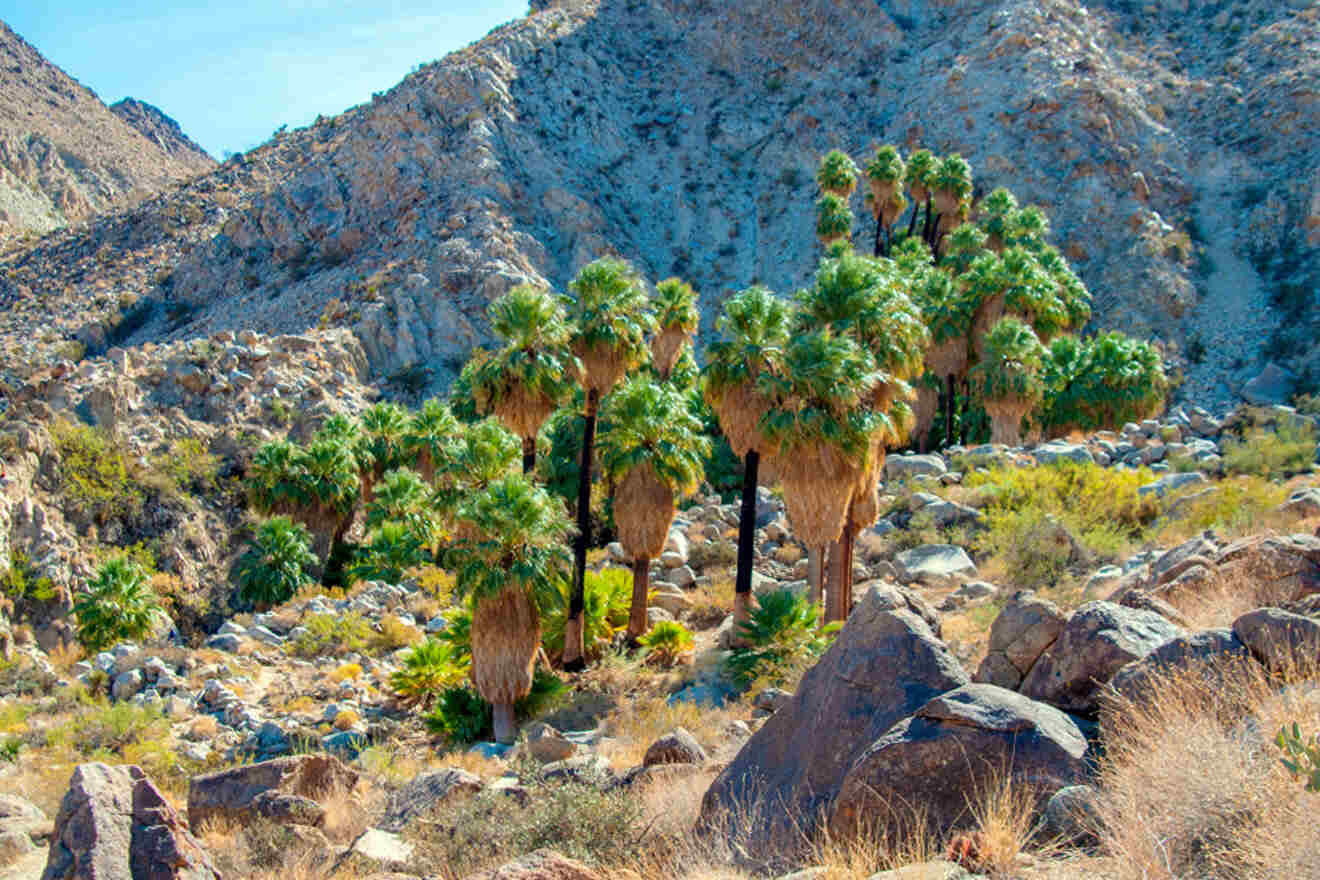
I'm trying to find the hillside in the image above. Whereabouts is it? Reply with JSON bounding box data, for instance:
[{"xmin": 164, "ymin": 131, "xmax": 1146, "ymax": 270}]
[
  {"xmin": 0, "ymin": 0, "xmax": 1317, "ymax": 410},
  {"xmin": 0, "ymin": 20, "xmax": 214, "ymax": 243}
]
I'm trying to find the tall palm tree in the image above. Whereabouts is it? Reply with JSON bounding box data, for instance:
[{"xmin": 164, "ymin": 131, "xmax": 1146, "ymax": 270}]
[
  {"xmin": 865, "ymin": 145, "xmax": 906, "ymax": 256},
  {"xmin": 356, "ymin": 402, "xmax": 411, "ymax": 501},
  {"xmin": 449, "ymin": 473, "xmax": 571, "ymax": 744},
  {"xmin": 931, "ymin": 153, "xmax": 973, "ymax": 248},
  {"xmin": 904, "ymin": 148, "xmax": 937, "ymax": 240},
  {"xmin": 650, "ymin": 278, "xmax": 700, "ymax": 381},
  {"xmin": 758, "ymin": 328, "xmax": 880, "ymax": 609},
  {"xmin": 703, "ymin": 286, "xmax": 792, "ymax": 630},
  {"xmin": 815, "ymin": 150, "xmax": 859, "ymax": 249},
  {"xmin": 971, "ymin": 317, "xmax": 1046, "ymax": 446},
  {"xmin": 469, "ymin": 285, "xmax": 578, "ymax": 473},
  {"xmin": 597, "ymin": 377, "xmax": 709, "ymax": 640},
  {"xmin": 978, "ymin": 187, "xmax": 1019, "ymax": 254},
  {"xmin": 915, "ymin": 267, "xmax": 977, "ymax": 449},
  {"xmin": 561, "ymin": 258, "xmax": 655, "ymax": 669},
  {"xmin": 436, "ymin": 417, "xmax": 520, "ymax": 533}
]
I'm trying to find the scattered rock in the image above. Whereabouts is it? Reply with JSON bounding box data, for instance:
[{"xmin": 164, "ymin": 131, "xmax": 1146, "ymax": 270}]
[
  {"xmin": 465, "ymin": 848, "xmax": 603, "ymax": 880},
  {"xmin": 1232, "ymin": 607, "xmax": 1320, "ymax": 672},
  {"xmin": 187, "ymin": 753, "xmax": 359, "ymax": 833},
  {"xmin": 643, "ymin": 727, "xmax": 708, "ymax": 766},
  {"xmin": 1109, "ymin": 628, "xmax": 1251, "ymax": 702},
  {"xmin": 894, "ymin": 545, "xmax": 977, "ymax": 585},
  {"xmin": 1041, "ymin": 784, "xmax": 1103, "ymax": 847},
  {"xmin": 525, "ymin": 723, "xmax": 576, "ymax": 763},
  {"xmin": 351, "ymin": 828, "xmax": 415, "ymax": 871},
  {"xmin": 974, "ymin": 591, "xmax": 1066, "ymax": 690},
  {"xmin": 378, "ymin": 768, "xmax": 482, "ymax": 833}
]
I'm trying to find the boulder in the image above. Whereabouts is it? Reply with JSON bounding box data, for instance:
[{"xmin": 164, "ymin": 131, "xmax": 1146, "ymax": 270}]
[
  {"xmin": 465, "ymin": 848, "xmax": 603, "ymax": 880},
  {"xmin": 1041, "ymin": 784, "xmax": 1103, "ymax": 847},
  {"xmin": 1034, "ymin": 442, "xmax": 1094, "ymax": 466},
  {"xmin": 831, "ymin": 684, "xmax": 1089, "ymax": 837},
  {"xmin": 1282, "ymin": 487, "xmax": 1320, "ymax": 518},
  {"xmin": 1241, "ymin": 362, "xmax": 1296, "ymax": 406},
  {"xmin": 894, "ymin": 545, "xmax": 977, "ymax": 585},
  {"xmin": 1232, "ymin": 608, "xmax": 1320, "ymax": 672},
  {"xmin": 186, "ymin": 753, "xmax": 358, "ymax": 833},
  {"xmin": 699, "ymin": 583, "xmax": 968, "ymax": 856},
  {"xmin": 1020, "ymin": 602, "xmax": 1183, "ymax": 715},
  {"xmin": 249, "ymin": 790, "xmax": 325, "ymax": 827},
  {"xmin": 1109, "ymin": 628, "xmax": 1251, "ymax": 702},
  {"xmin": 974, "ymin": 591, "xmax": 1066, "ymax": 690},
  {"xmin": 1215, "ymin": 535, "xmax": 1320, "ymax": 601},
  {"xmin": 643, "ymin": 727, "xmax": 707, "ymax": 766},
  {"xmin": 42, "ymin": 763, "xmax": 221, "ymax": 880},
  {"xmin": 0, "ymin": 829, "xmax": 35, "ymax": 869},
  {"xmin": 351, "ymin": 828, "xmax": 414, "ymax": 872},
  {"xmin": 378, "ymin": 768, "xmax": 482, "ymax": 832},
  {"xmin": 1137, "ymin": 472, "xmax": 1207, "ymax": 498},
  {"xmin": 525, "ymin": 723, "xmax": 576, "ymax": 763},
  {"xmin": 884, "ymin": 454, "xmax": 947, "ymax": 480}
]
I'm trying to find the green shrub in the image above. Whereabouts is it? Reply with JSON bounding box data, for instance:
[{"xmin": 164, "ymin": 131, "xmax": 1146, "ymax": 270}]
[
  {"xmin": 50, "ymin": 419, "xmax": 143, "ymax": 524},
  {"xmin": 390, "ymin": 638, "xmax": 468, "ymax": 708},
  {"xmin": 72, "ymin": 558, "xmax": 167, "ymax": 652},
  {"xmin": 56, "ymin": 700, "xmax": 169, "ymax": 755},
  {"xmin": 235, "ymin": 517, "xmax": 317, "ymax": 608},
  {"xmin": 0, "ymin": 736, "xmax": 19, "ymax": 763},
  {"xmin": 286, "ymin": 612, "xmax": 372, "ymax": 657},
  {"xmin": 1, "ymin": 548, "xmax": 57, "ymax": 604},
  {"xmin": 1223, "ymin": 423, "xmax": 1317, "ymax": 480},
  {"xmin": 727, "ymin": 588, "xmax": 840, "ymax": 687},
  {"xmin": 540, "ymin": 569, "xmax": 631, "ymax": 662},
  {"xmin": 148, "ymin": 436, "xmax": 220, "ymax": 495},
  {"xmin": 976, "ymin": 507, "xmax": 1075, "ymax": 590},
  {"xmin": 423, "ymin": 670, "xmax": 566, "ymax": 744},
  {"xmin": 638, "ymin": 620, "xmax": 694, "ymax": 667},
  {"xmin": 1276, "ymin": 722, "xmax": 1320, "ymax": 792}
]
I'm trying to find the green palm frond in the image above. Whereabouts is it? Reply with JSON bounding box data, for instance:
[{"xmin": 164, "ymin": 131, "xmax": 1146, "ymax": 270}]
[
  {"xmin": 914, "ymin": 268, "xmax": 976, "ymax": 346},
  {"xmin": 905, "ymin": 149, "xmax": 937, "ymax": 198},
  {"xmin": 472, "ymin": 285, "xmax": 579, "ymax": 424},
  {"xmin": 866, "ymin": 145, "xmax": 905, "ymax": 185},
  {"xmin": 933, "ymin": 154, "xmax": 973, "ymax": 202},
  {"xmin": 72, "ymin": 557, "xmax": 166, "ymax": 652},
  {"xmin": 971, "ymin": 317, "xmax": 1046, "ymax": 403},
  {"xmin": 703, "ymin": 286, "xmax": 793, "ymax": 399},
  {"xmin": 1042, "ymin": 332, "xmax": 1167, "ymax": 432},
  {"xmin": 815, "ymin": 193, "xmax": 854, "ymax": 243},
  {"xmin": 653, "ymin": 277, "xmax": 700, "ymax": 334},
  {"xmin": 817, "ymin": 149, "xmax": 859, "ymax": 196},
  {"xmin": 236, "ymin": 516, "xmax": 317, "ymax": 608},
  {"xmin": 564, "ymin": 258, "xmax": 656, "ymax": 391},
  {"xmin": 597, "ymin": 377, "xmax": 710, "ymax": 494},
  {"xmin": 407, "ymin": 398, "xmax": 462, "ymax": 477},
  {"xmin": 890, "ymin": 236, "xmax": 934, "ymax": 273},
  {"xmin": 442, "ymin": 418, "xmax": 519, "ymax": 494},
  {"xmin": 357, "ymin": 402, "xmax": 412, "ymax": 476}
]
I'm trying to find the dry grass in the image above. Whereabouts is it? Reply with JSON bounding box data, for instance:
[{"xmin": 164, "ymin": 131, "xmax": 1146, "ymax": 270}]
[
  {"xmin": 321, "ymin": 779, "xmax": 379, "ymax": 845},
  {"xmin": 1094, "ymin": 657, "xmax": 1320, "ymax": 880},
  {"xmin": 428, "ymin": 747, "xmax": 509, "ymax": 779},
  {"xmin": 598, "ymin": 694, "xmax": 742, "ymax": 771},
  {"xmin": 688, "ymin": 573, "xmax": 736, "ymax": 629}
]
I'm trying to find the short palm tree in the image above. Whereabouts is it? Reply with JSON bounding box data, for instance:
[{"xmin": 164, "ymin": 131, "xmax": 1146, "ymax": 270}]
[
  {"xmin": 597, "ymin": 377, "xmax": 709, "ymax": 640},
  {"xmin": 469, "ymin": 285, "xmax": 578, "ymax": 473},
  {"xmin": 436, "ymin": 418, "xmax": 519, "ymax": 532},
  {"xmin": 297, "ymin": 433, "xmax": 361, "ymax": 564},
  {"xmin": 449, "ymin": 473, "xmax": 571, "ymax": 743},
  {"xmin": 979, "ymin": 187, "xmax": 1019, "ymax": 253},
  {"xmin": 816, "ymin": 150, "xmax": 859, "ymax": 248},
  {"xmin": 235, "ymin": 516, "xmax": 317, "ymax": 609},
  {"xmin": 561, "ymin": 258, "xmax": 655, "ymax": 669},
  {"xmin": 248, "ymin": 440, "xmax": 302, "ymax": 518},
  {"xmin": 971, "ymin": 317, "xmax": 1046, "ymax": 446},
  {"xmin": 72, "ymin": 557, "xmax": 167, "ymax": 652},
  {"xmin": 865, "ymin": 145, "xmax": 906, "ymax": 256},
  {"xmin": 349, "ymin": 519, "xmax": 430, "ymax": 585},
  {"xmin": 758, "ymin": 328, "xmax": 880, "ymax": 607},
  {"xmin": 1042, "ymin": 332, "xmax": 1166, "ymax": 436},
  {"xmin": 390, "ymin": 638, "xmax": 468, "ymax": 708},
  {"xmin": 703, "ymin": 286, "xmax": 792, "ymax": 629},
  {"xmin": 650, "ymin": 277, "xmax": 700, "ymax": 380},
  {"xmin": 406, "ymin": 398, "xmax": 461, "ymax": 483}
]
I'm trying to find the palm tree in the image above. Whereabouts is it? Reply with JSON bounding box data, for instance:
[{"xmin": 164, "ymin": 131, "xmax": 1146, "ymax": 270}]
[
  {"xmin": 931, "ymin": 154, "xmax": 973, "ymax": 247},
  {"xmin": 561, "ymin": 258, "xmax": 655, "ymax": 669},
  {"xmin": 349, "ymin": 519, "xmax": 431, "ymax": 585},
  {"xmin": 248, "ymin": 440, "xmax": 302, "ymax": 518},
  {"xmin": 904, "ymin": 149, "xmax": 937, "ymax": 240},
  {"xmin": 865, "ymin": 145, "xmax": 906, "ymax": 256},
  {"xmin": 650, "ymin": 278, "xmax": 700, "ymax": 380},
  {"xmin": 406, "ymin": 398, "xmax": 461, "ymax": 483},
  {"xmin": 597, "ymin": 377, "xmax": 709, "ymax": 640},
  {"xmin": 915, "ymin": 267, "xmax": 976, "ymax": 449},
  {"xmin": 449, "ymin": 473, "xmax": 571, "ymax": 743},
  {"xmin": 364, "ymin": 467, "xmax": 439, "ymax": 548},
  {"xmin": 1042, "ymin": 332, "xmax": 1167, "ymax": 436},
  {"xmin": 703, "ymin": 286, "xmax": 792, "ymax": 631},
  {"xmin": 297, "ymin": 433, "xmax": 362, "ymax": 564},
  {"xmin": 817, "ymin": 149, "xmax": 859, "ymax": 196},
  {"xmin": 235, "ymin": 516, "xmax": 317, "ymax": 609},
  {"xmin": 971, "ymin": 317, "xmax": 1046, "ymax": 446},
  {"xmin": 758, "ymin": 328, "xmax": 880, "ymax": 610},
  {"xmin": 815, "ymin": 150, "xmax": 859, "ymax": 249},
  {"xmin": 356, "ymin": 402, "xmax": 411, "ymax": 501},
  {"xmin": 436, "ymin": 418, "xmax": 520, "ymax": 534},
  {"xmin": 468, "ymin": 285, "xmax": 578, "ymax": 473},
  {"xmin": 72, "ymin": 557, "xmax": 167, "ymax": 652}
]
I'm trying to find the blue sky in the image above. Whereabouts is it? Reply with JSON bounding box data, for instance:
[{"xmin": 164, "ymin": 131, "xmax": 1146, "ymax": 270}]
[{"xmin": 2, "ymin": 1, "xmax": 529, "ymax": 158}]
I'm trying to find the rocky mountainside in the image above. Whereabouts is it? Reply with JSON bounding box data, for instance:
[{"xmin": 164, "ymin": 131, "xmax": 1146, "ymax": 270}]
[
  {"xmin": 0, "ymin": 0, "xmax": 1317, "ymax": 409},
  {"xmin": 0, "ymin": 20, "xmax": 214, "ymax": 243},
  {"xmin": 109, "ymin": 98, "xmax": 213, "ymax": 166}
]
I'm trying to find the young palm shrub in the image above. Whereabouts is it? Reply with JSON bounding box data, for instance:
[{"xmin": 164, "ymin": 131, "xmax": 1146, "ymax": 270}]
[
  {"xmin": 638, "ymin": 620, "xmax": 695, "ymax": 668},
  {"xmin": 650, "ymin": 277, "xmax": 700, "ymax": 380},
  {"xmin": 758, "ymin": 328, "xmax": 881, "ymax": 606},
  {"xmin": 468, "ymin": 285, "xmax": 578, "ymax": 473},
  {"xmin": 406, "ymin": 398, "xmax": 462, "ymax": 483},
  {"xmin": 449, "ymin": 473, "xmax": 571, "ymax": 743},
  {"xmin": 235, "ymin": 516, "xmax": 317, "ymax": 609},
  {"xmin": 726, "ymin": 588, "xmax": 840, "ymax": 688},
  {"xmin": 364, "ymin": 467, "xmax": 438, "ymax": 541},
  {"xmin": 349, "ymin": 519, "xmax": 431, "ymax": 585},
  {"xmin": 597, "ymin": 377, "xmax": 709, "ymax": 640},
  {"xmin": 540, "ymin": 568, "xmax": 631, "ymax": 664},
  {"xmin": 389, "ymin": 637, "xmax": 468, "ymax": 708},
  {"xmin": 971, "ymin": 317, "xmax": 1046, "ymax": 446},
  {"xmin": 561, "ymin": 258, "xmax": 655, "ymax": 669},
  {"xmin": 703, "ymin": 286, "xmax": 792, "ymax": 631},
  {"xmin": 72, "ymin": 557, "xmax": 167, "ymax": 652}
]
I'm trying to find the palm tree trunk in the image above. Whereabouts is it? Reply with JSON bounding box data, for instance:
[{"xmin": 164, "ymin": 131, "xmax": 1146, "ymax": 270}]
[
  {"xmin": 826, "ymin": 536, "xmax": 846, "ymax": 623},
  {"xmin": 959, "ymin": 379, "xmax": 972, "ymax": 446},
  {"xmin": 873, "ymin": 218, "xmax": 884, "ymax": 257},
  {"xmin": 492, "ymin": 701, "xmax": 517, "ymax": 745},
  {"xmin": 923, "ymin": 198, "xmax": 936, "ymax": 246},
  {"xmin": 522, "ymin": 436, "xmax": 536, "ymax": 475},
  {"xmin": 944, "ymin": 374, "xmax": 956, "ymax": 449},
  {"xmin": 839, "ymin": 518, "xmax": 855, "ymax": 616},
  {"xmin": 808, "ymin": 545, "xmax": 824, "ymax": 608},
  {"xmin": 627, "ymin": 556, "xmax": 650, "ymax": 642},
  {"xmin": 906, "ymin": 198, "xmax": 922, "ymax": 239},
  {"xmin": 563, "ymin": 388, "xmax": 599, "ymax": 671},
  {"xmin": 732, "ymin": 449, "xmax": 760, "ymax": 644}
]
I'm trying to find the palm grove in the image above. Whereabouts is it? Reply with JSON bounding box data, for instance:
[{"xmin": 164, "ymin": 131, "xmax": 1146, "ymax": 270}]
[{"xmin": 74, "ymin": 147, "xmax": 1168, "ymax": 744}]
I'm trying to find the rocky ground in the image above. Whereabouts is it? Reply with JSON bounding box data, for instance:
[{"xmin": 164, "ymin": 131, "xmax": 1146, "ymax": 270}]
[{"xmin": 2, "ymin": 400, "xmax": 1319, "ymax": 879}]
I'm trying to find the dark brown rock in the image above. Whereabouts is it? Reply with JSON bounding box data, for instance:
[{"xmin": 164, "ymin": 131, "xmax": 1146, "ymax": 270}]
[
  {"xmin": 643, "ymin": 727, "xmax": 707, "ymax": 766},
  {"xmin": 974, "ymin": 590, "xmax": 1066, "ymax": 689},
  {"xmin": 1232, "ymin": 607, "xmax": 1320, "ymax": 672},
  {"xmin": 830, "ymin": 684, "xmax": 1088, "ymax": 838},
  {"xmin": 1020, "ymin": 601, "xmax": 1182, "ymax": 715},
  {"xmin": 378, "ymin": 768, "xmax": 482, "ymax": 833},
  {"xmin": 186, "ymin": 753, "xmax": 358, "ymax": 833},
  {"xmin": 699, "ymin": 583, "xmax": 969, "ymax": 857},
  {"xmin": 1109, "ymin": 628, "xmax": 1253, "ymax": 702},
  {"xmin": 42, "ymin": 763, "xmax": 221, "ymax": 880}
]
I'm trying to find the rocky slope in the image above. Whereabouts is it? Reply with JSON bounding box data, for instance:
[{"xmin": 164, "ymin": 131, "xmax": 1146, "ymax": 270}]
[
  {"xmin": 0, "ymin": 20, "xmax": 214, "ymax": 243},
  {"xmin": 1, "ymin": 0, "xmax": 1317, "ymax": 408}
]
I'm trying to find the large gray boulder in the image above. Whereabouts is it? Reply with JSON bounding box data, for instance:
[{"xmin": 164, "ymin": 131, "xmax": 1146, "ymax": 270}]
[
  {"xmin": 699, "ymin": 583, "xmax": 968, "ymax": 857},
  {"xmin": 1233, "ymin": 608, "xmax": 1320, "ymax": 672},
  {"xmin": 1020, "ymin": 601, "xmax": 1182, "ymax": 715},
  {"xmin": 830, "ymin": 684, "xmax": 1089, "ymax": 838},
  {"xmin": 894, "ymin": 544, "xmax": 977, "ymax": 585},
  {"xmin": 884, "ymin": 454, "xmax": 947, "ymax": 480},
  {"xmin": 42, "ymin": 763, "xmax": 221, "ymax": 880},
  {"xmin": 186, "ymin": 753, "xmax": 358, "ymax": 833},
  {"xmin": 1109, "ymin": 628, "xmax": 1252, "ymax": 702},
  {"xmin": 974, "ymin": 591, "xmax": 1067, "ymax": 689}
]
